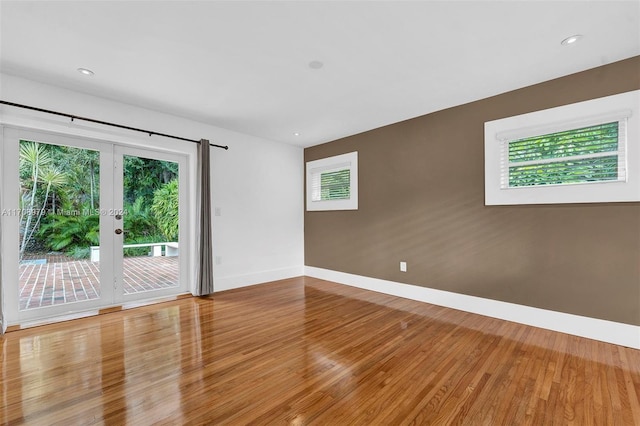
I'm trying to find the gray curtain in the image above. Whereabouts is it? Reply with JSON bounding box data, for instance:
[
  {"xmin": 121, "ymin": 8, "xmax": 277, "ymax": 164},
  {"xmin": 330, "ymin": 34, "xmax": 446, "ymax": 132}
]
[{"xmin": 194, "ymin": 139, "xmax": 214, "ymax": 296}]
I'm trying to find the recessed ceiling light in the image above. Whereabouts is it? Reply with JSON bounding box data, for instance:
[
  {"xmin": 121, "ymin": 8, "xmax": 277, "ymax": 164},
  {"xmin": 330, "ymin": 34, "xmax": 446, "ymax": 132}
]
[
  {"xmin": 77, "ymin": 67, "xmax": 94, "ymax": 76},
  {"xmin": 293, "ymin": 132, "xmax": 300, "ymax": 136},
  {"xmin": 561, "ymin": 35, "xmax": 583, "ymax": 46},
  {"xmin": 308, "ymin": 60, "xmax": 324, "ymax": 70}
]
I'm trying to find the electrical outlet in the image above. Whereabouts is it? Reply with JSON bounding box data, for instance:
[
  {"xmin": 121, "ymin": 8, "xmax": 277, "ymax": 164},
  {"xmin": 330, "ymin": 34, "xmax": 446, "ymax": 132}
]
[
  {"xmin": 215, "ymin": 256, "xmax": 222, "ymax": 265},
  {"xmin": 400, "ymin": 261, "xmax": 407, "ymax": 272},
  {"xmin": 215, "ymin": 207, "xmax": 221, "ymax": 217}
]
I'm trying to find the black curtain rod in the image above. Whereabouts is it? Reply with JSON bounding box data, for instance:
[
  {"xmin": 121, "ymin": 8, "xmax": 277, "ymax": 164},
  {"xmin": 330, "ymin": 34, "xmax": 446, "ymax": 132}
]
[{"xmin": 0, "ymin": 100, "xmax": 229, "ymax": 150}]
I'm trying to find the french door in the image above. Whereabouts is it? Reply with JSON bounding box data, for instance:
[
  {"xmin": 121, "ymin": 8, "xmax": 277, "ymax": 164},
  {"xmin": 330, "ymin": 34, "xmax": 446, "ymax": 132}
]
[{"xmin": 1, "ymin": 128, "xmax": 188, "ymax": 323}]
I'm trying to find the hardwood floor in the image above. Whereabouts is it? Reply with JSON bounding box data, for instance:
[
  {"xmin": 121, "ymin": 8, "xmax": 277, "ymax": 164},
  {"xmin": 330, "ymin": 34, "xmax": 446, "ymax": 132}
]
[{"xmin": 1, "ymin": 276, "xmax": 639, "ymax": 425}]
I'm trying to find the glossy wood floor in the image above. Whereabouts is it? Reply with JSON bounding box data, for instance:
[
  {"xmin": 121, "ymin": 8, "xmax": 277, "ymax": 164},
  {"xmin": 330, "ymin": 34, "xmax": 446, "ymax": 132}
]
[{"xmin": 1, "ymin": 277, "xmax": 639, "ymax": 425}]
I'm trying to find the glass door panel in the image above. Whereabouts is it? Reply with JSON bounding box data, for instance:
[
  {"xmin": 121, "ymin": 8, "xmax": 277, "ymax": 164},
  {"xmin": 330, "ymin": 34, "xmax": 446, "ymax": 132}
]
[
  {"xmin": 18, "ymin": 140, "xmax": 100, "ymax": 310},
  {"xmin": 115, "ymin": 147, "xmax": 185, "ymax": 301},
  {"xmin": 18, "ymin": 140, "xmax": 102, "ymax": 311},
  {"xmin": 2, "ymin": 128, "xmax": 114, "ymax": 323}
]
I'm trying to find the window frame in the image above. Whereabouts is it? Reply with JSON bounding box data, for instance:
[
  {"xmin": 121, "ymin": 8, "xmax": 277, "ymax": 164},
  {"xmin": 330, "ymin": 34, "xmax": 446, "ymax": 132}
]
[
  {"xmin": 306, "ymin": 151, "xmax": 358, "ymax": 211},
  {"xmin": 484, "ymin": 90, "xmax": 639, "ymax": 205}
]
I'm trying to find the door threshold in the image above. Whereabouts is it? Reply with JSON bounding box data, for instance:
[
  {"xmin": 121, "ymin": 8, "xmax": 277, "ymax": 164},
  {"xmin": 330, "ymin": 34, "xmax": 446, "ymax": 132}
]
[{"xmin": 5, "ymin": 293, "xmax": 192, "ymax": 333}]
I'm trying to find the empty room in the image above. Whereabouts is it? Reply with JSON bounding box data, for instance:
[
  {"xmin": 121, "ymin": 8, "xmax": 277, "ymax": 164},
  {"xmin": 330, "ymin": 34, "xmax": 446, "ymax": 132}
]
[{"xmin": 1, "ymin": 1, "xmax": 639, "ymax": 424}]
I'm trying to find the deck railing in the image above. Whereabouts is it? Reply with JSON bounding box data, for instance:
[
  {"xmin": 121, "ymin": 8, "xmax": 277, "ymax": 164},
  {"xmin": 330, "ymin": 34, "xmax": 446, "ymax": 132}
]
[{"xmin": 90, "ymin": 242, "xmax": 178, "ymax": 262}]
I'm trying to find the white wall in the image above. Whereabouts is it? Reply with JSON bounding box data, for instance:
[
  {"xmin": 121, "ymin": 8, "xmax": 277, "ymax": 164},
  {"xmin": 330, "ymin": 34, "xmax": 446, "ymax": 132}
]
[{"xmin": 0, "ymin": 73, "xmax": 304, "ymax": 293}]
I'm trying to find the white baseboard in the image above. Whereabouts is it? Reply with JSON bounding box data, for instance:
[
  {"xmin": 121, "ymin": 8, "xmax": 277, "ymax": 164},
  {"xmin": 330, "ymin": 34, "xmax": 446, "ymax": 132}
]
[
  {"xmin": 305, "ymin": 266, "xmax": 640, "ymax": 349},
  {"xmin": 214, "ymin": 266, "xmax": 304, "ymax": 292}
]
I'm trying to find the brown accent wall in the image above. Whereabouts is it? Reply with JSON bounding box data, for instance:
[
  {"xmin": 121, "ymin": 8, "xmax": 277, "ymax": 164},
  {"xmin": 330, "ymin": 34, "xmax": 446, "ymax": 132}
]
[{"xmin": 304, "ymin": 56, "xmax": 640, "ymax": 326}]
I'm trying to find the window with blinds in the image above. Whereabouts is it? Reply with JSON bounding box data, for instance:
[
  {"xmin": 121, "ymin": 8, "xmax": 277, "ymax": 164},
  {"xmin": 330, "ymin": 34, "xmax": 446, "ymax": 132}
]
[
  {"xmin": 484, "ymin": 89, "xmax": 639, "ymax": 205},
  {"xmin": 313, "ymin": 168, "xmax": 350, "ymax": 201},
  {"xmin": 306, "ymin": 151, "xmax": 358, "ymax": 211},
  {"xmin": 502, "ymin": 121, "xmax": 626, "ymax": 188}
]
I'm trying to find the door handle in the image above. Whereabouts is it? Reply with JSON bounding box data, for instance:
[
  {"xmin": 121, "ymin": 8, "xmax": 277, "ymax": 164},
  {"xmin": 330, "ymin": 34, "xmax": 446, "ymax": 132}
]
[{"xmin": 115, "ymin": 229, "xmax": 123, "ymax": 235}]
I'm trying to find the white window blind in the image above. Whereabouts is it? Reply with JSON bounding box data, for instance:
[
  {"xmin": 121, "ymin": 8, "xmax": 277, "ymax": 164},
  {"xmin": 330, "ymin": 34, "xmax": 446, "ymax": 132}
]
[
  {"xmin": 500, "ymin": 119, "xmax": 627, "ymax": 189},
  {"xmin": 310, "ymin": 166, "xmax": 351, "ymax": 201}
]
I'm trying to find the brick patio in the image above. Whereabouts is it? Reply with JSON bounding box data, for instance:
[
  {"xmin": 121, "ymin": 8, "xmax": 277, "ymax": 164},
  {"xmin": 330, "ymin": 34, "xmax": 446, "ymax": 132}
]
[{"xmin": 19, "ymin": 254, "xmax": 179, "ymax": 310}]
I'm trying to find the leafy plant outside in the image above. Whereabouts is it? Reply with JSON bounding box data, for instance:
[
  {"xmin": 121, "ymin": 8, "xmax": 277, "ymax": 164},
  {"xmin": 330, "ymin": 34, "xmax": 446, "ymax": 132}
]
[
  {"xmin": 151, "ymin": 180, "xmax": 179, "ymax": 241},
  {"xmin": 19, "ymin": 141, "xmax": 179, "ymax": 259}
]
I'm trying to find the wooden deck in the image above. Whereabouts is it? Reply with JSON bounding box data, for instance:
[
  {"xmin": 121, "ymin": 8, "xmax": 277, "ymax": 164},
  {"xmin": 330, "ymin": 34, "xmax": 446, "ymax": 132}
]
[
  {"xmin": 19, "ymin": 255, "xmax": 179, "ymax": 310},
  {"xmin": 2, "ymin": 276, "xmax": 639, "ymax": 425}
]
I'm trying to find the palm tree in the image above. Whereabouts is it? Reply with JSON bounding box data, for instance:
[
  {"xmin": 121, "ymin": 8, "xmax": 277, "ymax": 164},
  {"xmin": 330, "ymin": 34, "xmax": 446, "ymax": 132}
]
[
  {"xmin": 19, "ymin": 142, "xmax": 69, "ymax": 260},
  {"xmin": 23, "ymin": 167, "xmax": 68, "ymax": 254},
  {"xmin": 19, "ymin": 142, "xmax": 52, "ymax": 257}
]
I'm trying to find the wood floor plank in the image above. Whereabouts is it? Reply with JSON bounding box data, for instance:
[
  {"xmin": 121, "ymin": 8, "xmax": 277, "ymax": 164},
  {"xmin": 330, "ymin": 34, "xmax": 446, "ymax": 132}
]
[{"xmin": 1, "ymin": 276, "xmax": 639, "ymax": 425}]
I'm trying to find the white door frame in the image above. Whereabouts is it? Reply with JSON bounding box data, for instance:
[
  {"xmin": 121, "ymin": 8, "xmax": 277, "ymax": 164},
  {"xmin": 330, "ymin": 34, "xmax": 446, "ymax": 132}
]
[
  {"xmin": 1, "ymin": 126, "xmax": 189, "ymax": 324},
  {"xmin": 113, "ymin": 145, "xmax": 189, "ymax": 304}
]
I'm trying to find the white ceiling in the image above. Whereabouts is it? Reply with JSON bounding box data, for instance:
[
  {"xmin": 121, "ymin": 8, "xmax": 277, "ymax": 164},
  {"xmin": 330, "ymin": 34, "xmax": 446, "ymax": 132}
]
[{"xmin": 1, "ymin": 1, "xmax": 639, "ymax": 148}]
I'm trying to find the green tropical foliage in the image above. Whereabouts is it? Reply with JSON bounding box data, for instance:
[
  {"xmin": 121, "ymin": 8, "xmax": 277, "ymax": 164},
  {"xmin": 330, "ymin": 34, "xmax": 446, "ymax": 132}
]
[
  {"xmin": 151, "ymin": 180, "xmax": 179, "ymax": 241},
  {"xmin": 123, "ymin": 155, "xmax": 177, "ymax": 204},
  {"xmin": 19, "ymin": 141, "xmax": 179, "ymax": 259},
  {"xmin": 39, "ymin": 167, "xmax": 68, "ymax": 213},
  {"xmin": 124, "ymin": 197, "xmax": 159, "ymax": 242},
  {"xmin": 37, "ymin": 213, "xmax": 100, "ymax": 251},
  {"xmin": 19, "ymin": 142, "xmax": 69, "ymax": 257}
]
